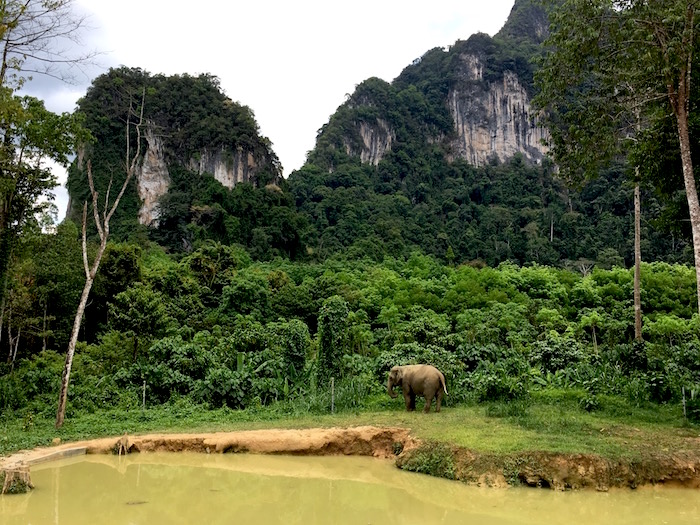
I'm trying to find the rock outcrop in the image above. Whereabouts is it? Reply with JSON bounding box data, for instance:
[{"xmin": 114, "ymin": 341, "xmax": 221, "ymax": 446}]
[
  {"xmin": 344, "ymin": 119, "xmax": 395, "ymax": 166},
  {"xmin": 136, "ymin": 128, "xmax": 270, "ymax": 226},
  {"xmin": 137, "ymin": 125, "xmax": 170, "ymax": 226},
  {"xmin": 314, "ymin": 0, "xmax": 551, "ymax": 170},
  {"xmin": 67, "ymin": 69, "xmax": 282, "ymax": 230},
  {"xmin": 188, "ymin": 147, "xmax": 257, "ymax": 189},
  {"xmin": 448, "ymin": 59, "xmax": 548, "ymax": 166}
]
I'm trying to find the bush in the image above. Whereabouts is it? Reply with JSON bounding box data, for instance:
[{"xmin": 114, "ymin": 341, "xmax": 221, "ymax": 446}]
[
  {"xmin": 468, "ymin": 358, "xmax": 530, "ymax": 402},
  {"xmin": 686, "ymin": 391, "xmax": 700, "ymax": 424},
  {"xmin": 455, "ymin": 343, "xmax": 511, "ymax": 371},
  {"xmin": 0, "ymin": 372, "xmax": 26, "ymax": 414},
  {"xmin": 610, "ymin": 340, "xmax": 648, "ymax": 373},
  {"xmin": 115, "ymin": 335, "xmax": 214, "ymax": 403},
  {"xmin": 529, "ymin": 333, "xmax": 585, "ymax": 373},
  {"xmin": 194, "ymin": 367, "xmax": 246, "ymax": 408}
]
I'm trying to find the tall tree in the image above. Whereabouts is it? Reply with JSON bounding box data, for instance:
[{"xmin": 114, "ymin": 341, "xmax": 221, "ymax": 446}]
[
  {"xmin": 315, "ymin": 295, "xmax": 349, "ymax": 390},
  {"xmin": 0, "ymin": 0, "xmax": 91, "ymax": 312},
  {"xmin": 536, "ymin": 0, "xmax": 700, "ymax": 322},
  {"xmin": 55, "ymin": 89, "xmax": 144, "ymax": 428},
  {"xmin": 0, "ymin": 92, "xmax": 82, "ymax": 308}
]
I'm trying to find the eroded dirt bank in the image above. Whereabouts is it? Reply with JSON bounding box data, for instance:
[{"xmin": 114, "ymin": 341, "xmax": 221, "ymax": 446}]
[
  {"xmin": 444, "ymin": 447, "xmax": 700, "ymax": 490},
  {"xmin": 2, "ymin": 426, "xmax": 700, "ymax": 492}
]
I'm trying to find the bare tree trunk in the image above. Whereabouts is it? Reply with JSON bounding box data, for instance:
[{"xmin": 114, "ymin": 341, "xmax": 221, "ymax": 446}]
[
  {"xmin": 634, "ymin": 179, "xmax": 643, "ymax": 341},
  {"xmin": 672, "ymin": 87, "xmax": 700, "ymax": 317},
  {"xmin": 11, "ymin": 326, "xmax": 19, "ymax": 364},
  {"xmin": 0, "ymin": 291, "xmax": 5, "ymax": 355},
  {"xmin": 56, "ymin": 89, "xmax": 145, "ymax": 429},
  {"xmin": 550, "ymin": 214, "xmax": 554, "ymax": 243},
  {"xmin": 42, "ymin": 301, "xmax": 47, "ymax": 352},
  {"xmin": 666, "ymin": 7, "xmax": 700, "ymax": 317},
  {"xmin": 55, "ymin": 238, "xmax": 102, "ymax": 428},
  {"xmin": 5, "ymin": 304, "xmax": 11, "ymax": 363}
]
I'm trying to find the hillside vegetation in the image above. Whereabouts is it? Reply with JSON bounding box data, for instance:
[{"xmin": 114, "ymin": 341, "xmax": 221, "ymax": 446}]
[{"xmin": 2, "ymin": 0, "xmax": 700, "ymax": 463}]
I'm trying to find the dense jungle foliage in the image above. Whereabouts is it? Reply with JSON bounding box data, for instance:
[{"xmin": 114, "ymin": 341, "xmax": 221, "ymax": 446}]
[
  {"xmin": 2, "ymin": 241, "xmax": 700, "ymax": 422},
  {"xmin": 2, "ymin": 0, "xmax": 700, "ymax": 427}
]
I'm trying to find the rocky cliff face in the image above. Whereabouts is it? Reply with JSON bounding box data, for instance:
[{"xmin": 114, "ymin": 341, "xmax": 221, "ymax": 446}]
[
  {"xmin": 343, "ymin": 119, "xmax": 395, "ymax": 166},
  {"xmin": 339, "ymin": 60, "xmax": 548, "ymax": 169},
  {"xmin": 137, "ymin": 125, "xmax": 170, "ymax": 226},
  {"xmin": 136, "ymin": 129, "xmax": 269, "ymax": 226},
  {"xmin": 447, "ymin": 55, "xmax": 548, "ymax": 166},
  {"xmin": 313, "ymin": 0, "xmax": 551, "ymax": 171},
  {"xmin": 187, "ymin": 147, "xmax": 257, "ymax": 189},
  {"xmin": 67, "ymin": 69, "xmax": 283, "ymax": 232}
]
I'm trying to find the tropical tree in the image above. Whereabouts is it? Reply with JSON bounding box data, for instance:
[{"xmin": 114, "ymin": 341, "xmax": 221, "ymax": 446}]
[
  {"xmin": 0, "ymin": 0, "xmax": 92, "ymax": 350},
  {"xmin": 0, "ymin": 93, "xmax": 83, "ymax": 307},
  {"xmin": 109, "ymin": 282, "xmax": 173, "ymax": 361},
  {"xmin": 315, "ymin": 295, "xmax": 349, "ymax": 389},
  {"xmin": 536, "ymin": 0, "xmax": 700, "ymax": 319}
]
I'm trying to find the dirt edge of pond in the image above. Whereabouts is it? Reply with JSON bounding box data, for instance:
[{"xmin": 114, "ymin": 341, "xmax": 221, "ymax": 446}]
[{"xmin": 2, "ymin": 426, "xmax": 700, "ymax": 492}]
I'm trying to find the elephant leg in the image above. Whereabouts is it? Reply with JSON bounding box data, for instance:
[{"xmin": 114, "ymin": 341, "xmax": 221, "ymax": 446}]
[
  {"xmin": 409, "ymin": 392, "xmax": 417, "ymax": 411},
  {"xmin": 436, "ymin": 390, "xmax": 443, "ymax": 412},
  {"xmin": 422, "ymin": 396, "xmax": 432, "ymax": 413},
  {"xmin": 404, "ymin": 393, "xmax": 413, "ymax": 411}
]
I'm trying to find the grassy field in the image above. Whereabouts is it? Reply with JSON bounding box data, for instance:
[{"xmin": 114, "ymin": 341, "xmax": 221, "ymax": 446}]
[{"xmin": 2, "ymin": 394, "xmax": 698, "ymax": 460}]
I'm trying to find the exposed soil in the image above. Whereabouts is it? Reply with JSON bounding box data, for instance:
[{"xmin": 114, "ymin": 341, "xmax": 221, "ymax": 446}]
[
  {"xmin": 2, "ymin": 426, "xmax": 700, "ymax": 492},
  {"xmin": 446, "ymin": 446, "xmax": 700, "ymax": 490}
]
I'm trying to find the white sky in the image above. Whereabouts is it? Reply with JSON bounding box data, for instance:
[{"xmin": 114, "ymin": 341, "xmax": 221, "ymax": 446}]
[{"xmin": 36, "ymin": 0, "xmax": 517, "ymax": 219}]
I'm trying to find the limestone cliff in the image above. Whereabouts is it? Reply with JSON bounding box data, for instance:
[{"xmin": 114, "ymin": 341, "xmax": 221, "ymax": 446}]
[
  {"xmin": 308, "ymin": 0, "xmax": 550, "ymax": 171},
  {"xmin": 135, "ymin": 130, "xmax": 269, "ymax": 226},
  {"xmin": 447, "ymin": 58, "xmax": 548, "ymax": 166},
  {"xmin": 187, "ymin": 147, "xmax": 257, "ymax": 189},
  {"xmin": 343, "ymin": 119, "xmax": 395, "ymax": 166},
  {"xmin": 67, "ymin": 69, "xmax": 282, "ymax": 232},
  {"xmin": 137, "ymin": 125, "xmax": 170, "ymax": 225}
]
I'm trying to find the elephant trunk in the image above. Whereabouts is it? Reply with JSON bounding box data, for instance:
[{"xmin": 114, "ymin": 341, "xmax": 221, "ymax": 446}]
[{"xmin": 387, "ymin": 378, "xmax": 397, "ymax": 398}]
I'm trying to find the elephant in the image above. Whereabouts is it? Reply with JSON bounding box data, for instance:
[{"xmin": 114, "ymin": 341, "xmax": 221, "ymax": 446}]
[{"xmin": 387, "ymin": 364, "xmax": 447, "ymax": 413}]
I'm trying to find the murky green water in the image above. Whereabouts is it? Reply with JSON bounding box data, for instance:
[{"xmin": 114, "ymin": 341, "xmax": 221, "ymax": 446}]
[{"xmin": 1, "ymin": 453, "xmax": 699, "ymax": 524}]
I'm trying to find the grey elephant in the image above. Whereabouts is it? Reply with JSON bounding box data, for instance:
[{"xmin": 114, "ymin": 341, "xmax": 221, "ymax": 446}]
[{"xmin": 387, "ymin": 364, "xmax": 447, "ymax": 413}]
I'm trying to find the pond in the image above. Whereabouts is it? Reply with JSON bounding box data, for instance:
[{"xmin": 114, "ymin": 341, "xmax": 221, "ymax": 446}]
[{"xmin": 1, "ymin": 452, "xmax": 699, "ymax": 524}]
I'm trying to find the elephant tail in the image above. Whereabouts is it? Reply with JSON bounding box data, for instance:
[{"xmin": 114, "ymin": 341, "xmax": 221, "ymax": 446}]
[{"xmin": 440, "ymin": 373, "xmax": 448, "ymax": 395}]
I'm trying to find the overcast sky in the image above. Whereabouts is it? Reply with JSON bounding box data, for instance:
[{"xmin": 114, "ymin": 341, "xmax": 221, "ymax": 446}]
[{"xmin": 29, "ymin": 0, "xmax": 517, "ymax": 219}]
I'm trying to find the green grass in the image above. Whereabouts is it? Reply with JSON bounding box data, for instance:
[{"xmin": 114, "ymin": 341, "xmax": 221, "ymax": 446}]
[{"xmin": 2, "ymin": 394, "xmax": 697, "ymax": 461}]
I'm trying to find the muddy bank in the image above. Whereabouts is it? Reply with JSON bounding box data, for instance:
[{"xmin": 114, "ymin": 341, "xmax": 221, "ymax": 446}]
[
  {"xmin": 443, "ymin": 446, "xmax": 700, "ymax": 491},
  {"xmin": 2, "ymin": 426, "xmax": 700, "ymax": 492},
  {"xmin": 0, "ymin": 426, "xmax": 415, "ymax": 484}
]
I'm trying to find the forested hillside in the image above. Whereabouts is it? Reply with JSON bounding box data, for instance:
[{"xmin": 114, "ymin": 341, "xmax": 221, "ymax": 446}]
[
  {"xmin": 287, "ymin": 0, "xmax": 688, "ymax": 267},
  {"xmin": 66, "ymin": 67, "xmax": 304, "ymax": 257},
  {"xmin": 60, "ymin": 4, "xmax": 693, "ymax": 268},
  {"xmin": 2, "ymin": 0, "xmax": 700, "ymax": 431}
]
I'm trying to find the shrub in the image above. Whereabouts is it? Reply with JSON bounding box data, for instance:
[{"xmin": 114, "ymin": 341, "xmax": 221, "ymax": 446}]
[
  {"xmin": 686, "ymin": 390, "xmax": 700, "ymax": 424},
  {"xmin": 610, "ymin": 340, "xmax": 648, "ymax": 373},
  {"xmin": 194, "ymin": 367, "xmax": 246, "ymax": 408},
  {"xmin": 528, "ymin": 333, "xmax": 585, "ymax": 373},
  {"xmin": 468, "ymin": 358, "xmax": 530, "ymax": 402}
]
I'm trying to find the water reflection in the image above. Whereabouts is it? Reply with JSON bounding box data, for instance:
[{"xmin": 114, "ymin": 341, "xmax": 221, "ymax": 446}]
[{"xmin": 1, "ymin": 453, "xmax": 699, "ymax": 524}]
